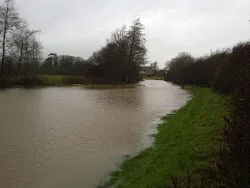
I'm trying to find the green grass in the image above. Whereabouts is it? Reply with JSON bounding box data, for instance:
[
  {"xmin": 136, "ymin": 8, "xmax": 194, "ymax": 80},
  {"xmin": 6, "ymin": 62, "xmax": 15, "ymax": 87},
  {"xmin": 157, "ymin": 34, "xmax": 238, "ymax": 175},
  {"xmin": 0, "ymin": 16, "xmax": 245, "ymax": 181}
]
[
  {"xmin": 79, "ymin": 84, "xmax": 136, "ymax": 89},
  {"xmin": 3, "ymin": 75, "xmax": 71, "ymax": 87},
  {"xmin": 3, "ymin": 75, "xmax": 164, "ymax": 88},
  {"xmin": 144, "ymin": 76, "xmax": 164, "ymax": 80},
  {"xmin": 37, "ymin": 75, "xmax": 66, "ymax": 85},
  {"xmin": 101, "ymin": 87, "xmax": 228, "ymax": 188},
  {"xmin": 38, "ymin": 75, "xmax": 136, "ymax": 88},
  {"xmin": 3, "ymin": 75, "xmax": 135, "ymax": 89}
]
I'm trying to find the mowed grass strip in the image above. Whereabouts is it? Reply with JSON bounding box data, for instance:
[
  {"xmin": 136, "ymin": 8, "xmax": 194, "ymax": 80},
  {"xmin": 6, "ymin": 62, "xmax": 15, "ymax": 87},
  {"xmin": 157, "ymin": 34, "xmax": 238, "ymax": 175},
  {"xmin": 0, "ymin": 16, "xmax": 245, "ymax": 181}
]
[{"xmin": 101, "ymin": 87, "xmax": 227, "ymax": 188}]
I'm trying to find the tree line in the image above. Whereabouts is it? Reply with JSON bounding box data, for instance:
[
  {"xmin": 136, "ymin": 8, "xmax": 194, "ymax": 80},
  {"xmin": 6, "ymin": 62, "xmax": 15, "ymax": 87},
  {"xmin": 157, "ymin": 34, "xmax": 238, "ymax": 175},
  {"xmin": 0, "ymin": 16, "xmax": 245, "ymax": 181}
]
[
  {"xmin": 164, "ymin": 42, "xmax": 250, "ymax": 93},
  {"xmin": 40, "ymin": 18, "xmax": 147, "ymax": 84},
  {"xmin": 0, "ymin": 0, "xmax": 42, "ymax": 87},
  {"xmin": 0, "ymin": 0, "xmax": 148, "ymax": 87},
  {"xmin": 164, "ymin": 41, "xmax": 250, "ymax": 187}
]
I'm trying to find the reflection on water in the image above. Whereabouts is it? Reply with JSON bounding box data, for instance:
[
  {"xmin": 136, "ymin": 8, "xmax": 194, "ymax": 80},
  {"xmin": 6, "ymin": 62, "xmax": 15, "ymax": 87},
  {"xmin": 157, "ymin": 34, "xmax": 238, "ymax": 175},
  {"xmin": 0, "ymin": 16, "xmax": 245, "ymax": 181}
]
[{"xmin": 0, "ymin": 80, "xmax": 190, "ymax": 188}]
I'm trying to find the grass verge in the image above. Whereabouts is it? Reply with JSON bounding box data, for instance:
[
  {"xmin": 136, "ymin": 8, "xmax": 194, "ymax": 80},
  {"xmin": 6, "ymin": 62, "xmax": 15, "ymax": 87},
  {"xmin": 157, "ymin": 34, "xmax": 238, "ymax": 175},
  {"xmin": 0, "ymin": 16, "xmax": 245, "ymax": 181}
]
[
  {"xmin": 2, "ymin": 75, "xmax": 136, "ymax": 89},
  {"xmin": 144, "ymin": 76, "xmax": 164, "ymax": 80},
  {"xmin": 101, "ymin": 87, "xmax": 228, "ymax": 188},
  {"xmin": 79, "ymin": 84, "xmax": 136, "ymax": 89}
]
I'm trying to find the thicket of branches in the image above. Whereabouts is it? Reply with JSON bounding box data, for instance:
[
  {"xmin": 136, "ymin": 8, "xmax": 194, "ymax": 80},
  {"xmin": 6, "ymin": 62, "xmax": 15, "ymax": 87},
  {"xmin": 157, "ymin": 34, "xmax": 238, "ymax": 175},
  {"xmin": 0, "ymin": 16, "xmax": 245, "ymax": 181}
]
[
  {"xmin": 165, "ymin": 42, "xmax": 250, "ymax": 187},
  {"xmin": 0, "ymin": 0, "xmax": 42, "ymax": 86}
]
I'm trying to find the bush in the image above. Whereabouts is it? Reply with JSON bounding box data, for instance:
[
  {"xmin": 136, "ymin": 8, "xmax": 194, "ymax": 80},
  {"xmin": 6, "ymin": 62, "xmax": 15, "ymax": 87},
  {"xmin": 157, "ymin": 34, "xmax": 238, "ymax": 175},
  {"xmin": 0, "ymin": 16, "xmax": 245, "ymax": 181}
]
[
  {"xmin": 165, "ymin": 42, "xmax": 250, "ymax": 94},
  {"xmin": 165, "ymin": 41, "xmax": 250, "ymax": 187},
  {"xmin": 218, "ymin": 62, "xmax": 250, "ymax": 187}
]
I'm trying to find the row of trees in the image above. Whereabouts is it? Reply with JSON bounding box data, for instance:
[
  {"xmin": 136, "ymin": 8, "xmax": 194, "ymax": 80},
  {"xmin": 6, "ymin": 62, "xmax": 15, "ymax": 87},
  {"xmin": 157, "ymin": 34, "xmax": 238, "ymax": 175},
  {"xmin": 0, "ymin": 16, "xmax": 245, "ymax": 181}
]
[
  {"xmin": 0, "ymin": 0, "xmax": 147, "ymax": 86},
  {"xmin": 0, "ymin": 0, "xmax": 42, "ymax": 86},
  {"xmin": 165, "ymin": 41, "xmax": 250, "ymax": 187},
  {"xmin": 41, "ymin": 18, "xmax": 147, "ymax": 84},
  {"xmin": 165, "ymin": 42, "xmax": 250, "ymax": 93},
  {"xmin": 40, "ymin": 54, "xmax": 87, "ymax": 75}
]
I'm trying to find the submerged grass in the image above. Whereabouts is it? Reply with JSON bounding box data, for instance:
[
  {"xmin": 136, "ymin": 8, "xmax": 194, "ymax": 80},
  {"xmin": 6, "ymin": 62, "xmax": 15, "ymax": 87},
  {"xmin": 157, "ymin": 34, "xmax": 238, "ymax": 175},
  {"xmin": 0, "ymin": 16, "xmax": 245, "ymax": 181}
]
[{"xmin": 101, "ymin": 87, "xmax": 228, "ymax": 188}]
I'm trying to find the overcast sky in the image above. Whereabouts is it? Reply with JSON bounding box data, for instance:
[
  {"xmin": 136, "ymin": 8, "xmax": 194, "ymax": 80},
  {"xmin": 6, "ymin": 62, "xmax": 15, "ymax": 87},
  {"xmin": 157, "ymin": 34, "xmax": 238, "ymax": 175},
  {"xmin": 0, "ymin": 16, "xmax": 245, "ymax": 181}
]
[{"xmin": 7, "ymin": 0, "xmax": 250, "ymax": 67}]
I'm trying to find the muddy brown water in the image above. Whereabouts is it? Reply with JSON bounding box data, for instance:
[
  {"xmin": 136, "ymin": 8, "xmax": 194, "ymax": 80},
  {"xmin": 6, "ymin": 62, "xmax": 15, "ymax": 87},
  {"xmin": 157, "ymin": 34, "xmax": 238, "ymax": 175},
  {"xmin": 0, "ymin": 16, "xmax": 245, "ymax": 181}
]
[{"xmin": 0, "ymin": 80, "xmax": 190, "ymax": 188}]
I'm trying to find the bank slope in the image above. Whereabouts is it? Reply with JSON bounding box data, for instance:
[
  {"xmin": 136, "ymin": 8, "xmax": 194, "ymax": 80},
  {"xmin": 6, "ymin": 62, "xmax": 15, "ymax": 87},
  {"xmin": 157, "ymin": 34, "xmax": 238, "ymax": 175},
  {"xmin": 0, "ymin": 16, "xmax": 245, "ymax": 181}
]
[{"xmin": 101, "ymin": 87, "xmax": 227, "ymax": 188}]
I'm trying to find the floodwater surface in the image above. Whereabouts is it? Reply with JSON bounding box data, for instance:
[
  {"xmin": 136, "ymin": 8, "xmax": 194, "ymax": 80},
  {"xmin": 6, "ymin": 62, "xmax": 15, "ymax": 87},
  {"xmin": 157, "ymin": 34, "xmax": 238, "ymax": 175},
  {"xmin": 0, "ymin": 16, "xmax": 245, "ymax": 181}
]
[{"xmin": 0, "ymin": 80, "xmax": 190, "ymax": 188}]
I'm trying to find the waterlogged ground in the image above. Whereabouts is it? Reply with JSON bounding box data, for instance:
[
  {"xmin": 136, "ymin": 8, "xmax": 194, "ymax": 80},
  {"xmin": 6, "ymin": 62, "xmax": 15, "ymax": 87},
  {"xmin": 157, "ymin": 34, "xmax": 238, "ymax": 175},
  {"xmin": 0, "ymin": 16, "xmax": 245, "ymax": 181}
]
[{"xmin": 0, "ymin": 80, "xmax": 190, "ymax": 188}]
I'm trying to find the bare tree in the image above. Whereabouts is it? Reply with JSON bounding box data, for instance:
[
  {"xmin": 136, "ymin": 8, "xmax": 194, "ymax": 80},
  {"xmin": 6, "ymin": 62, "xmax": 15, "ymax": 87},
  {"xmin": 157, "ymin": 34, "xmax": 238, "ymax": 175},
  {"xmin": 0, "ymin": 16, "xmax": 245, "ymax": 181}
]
[
  {"xmin": 127, "ymin": 18, "xmax": 147, "ymax": 82},
  {"xmin": 12, "ymin": 22, "xmax": 41, "ymax": 78},
  {"xmin": 31, "ymin": 37, "xmax": 42, "ymax": 74},
  {"xmin": 86, "ymin": 19, "xmax": 147, "ymax": 84},
  {"xmin": 12, "ymin": 21, "xmax": 27, "ymax": 77},
  {"xmin": 0, "ymin": 0, "xmax": 20, "ymax": 76},
  {"xmin": 128, "ymin": 18, "xmax": 146, "ymax": 64},
  {"xmin": 22, "ymin": 30, "xmax": 39, "ymax": 80}
]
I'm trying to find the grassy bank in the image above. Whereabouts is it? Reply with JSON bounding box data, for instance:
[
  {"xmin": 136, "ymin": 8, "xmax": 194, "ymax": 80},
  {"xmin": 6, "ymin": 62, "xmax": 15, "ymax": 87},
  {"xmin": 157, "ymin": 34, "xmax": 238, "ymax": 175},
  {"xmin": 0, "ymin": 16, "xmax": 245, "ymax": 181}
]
[
  {"xmin": 144, "ymin": 76, "xmax": 164, "ymax": 80},
  {"xmin": 101, "ymin": 87, "xmax": 228, "ymax": 188},
  {"xmin": 79, "ymin": 84, "xmax": 136, "ymax": 89},
  {"xmin": 38, "ymin": 75, "xmax": 103, "ymax": 86},
  {"xmin": 2, "ymin": 75, "xmax": 136, "ymax": 89}
]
